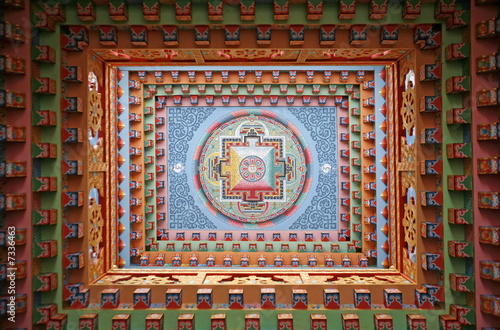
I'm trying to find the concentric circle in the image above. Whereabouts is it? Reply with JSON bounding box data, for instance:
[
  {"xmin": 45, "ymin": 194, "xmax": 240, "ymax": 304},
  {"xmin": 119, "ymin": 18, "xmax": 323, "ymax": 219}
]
[
  {"xmin": 239, "ymin": 156, "xmax": 266, "ymax": 182},
  {"xmin": 194, "ymin": 109, "xmax": 311, "ymax": 228}
]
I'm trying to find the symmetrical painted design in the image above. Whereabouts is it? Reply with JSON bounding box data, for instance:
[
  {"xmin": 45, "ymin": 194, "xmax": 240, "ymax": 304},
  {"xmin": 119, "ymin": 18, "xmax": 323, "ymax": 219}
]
[{"xmin": 196, "ymin": 111, "xmax": 309, "ymax": 227}]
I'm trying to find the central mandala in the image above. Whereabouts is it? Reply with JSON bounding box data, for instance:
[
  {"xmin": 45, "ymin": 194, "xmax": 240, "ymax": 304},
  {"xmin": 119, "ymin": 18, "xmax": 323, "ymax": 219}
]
[
  {"xmin": 194, "ymin": 110, "xmax": 310, "ymax": 227},
  {"xmin": 239, "ymin": 156, "xmax": 266, "ymax": 182}
]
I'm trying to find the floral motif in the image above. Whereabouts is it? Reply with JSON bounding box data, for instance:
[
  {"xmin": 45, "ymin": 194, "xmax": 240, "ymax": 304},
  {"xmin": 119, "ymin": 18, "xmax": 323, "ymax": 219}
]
[
  {"xmin": 88, "ymin": 85, "xmax": 103, "ymax": 136},
  {"xmin": 239, "ymin": 156, "xmax": 266, "ymax": 182}
]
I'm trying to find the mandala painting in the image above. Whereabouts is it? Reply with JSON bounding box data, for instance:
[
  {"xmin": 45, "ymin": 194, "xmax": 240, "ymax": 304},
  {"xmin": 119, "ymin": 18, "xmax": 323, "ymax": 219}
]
[{"xmin": 195, "ymin": 110, "xmax": 310, "ymax": 228}]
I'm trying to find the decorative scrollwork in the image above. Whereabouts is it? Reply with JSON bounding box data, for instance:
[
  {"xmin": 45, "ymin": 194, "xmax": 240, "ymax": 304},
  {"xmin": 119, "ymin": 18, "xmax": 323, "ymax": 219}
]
[
  {"xmin": 89, "ymin": 199, "xmax": 103, "ymax": 246},
  {"xmin": 403, "ymin": 248, "xmax": 418, "ymax": 280},
  {"xmin": 400, "ymin": 137, "xmax": 416, "ymax": 164},
  {"xmin": 88, "ymin": 198, "xmax": 104, "ymax": 280},
  {"xmin": 102, "ymin": 275, "xmax": 175, "ymax": 285},
  {"xmin": 331, "ymin": 275, "xmax": 409, "ymax": 285},
  {"xmin": 288, "ymin": 107, "xmax": 338, "ymax": 230},
  {"xmin": 202, "ymin": 275, "xmax": 234, "ymax": 284},
  {"xmin": 94, "ymin": 275, "xmax": 132, "ymax": 284},
  {"xmin": 306, "ymin": 48, "xmax": 407, "ymax": 61},
  {"xmin": 399, "ymin": 51, "xmax": 416, "ymax": 84},
  {"xmin": 273, "ymin": 275, "xmax": 303, "ymax": 284},
  {"xmin": 172, "ymin": 274, "xmax": 205, "ymax": 284},
  {"xmin": 401, "ymin": 171, "xmax": 416, "ymax": 197},
  {"xmin": 88, "ymin": 172, "xmax": 104, "ymax": 195},
  {"xmin": 223, "ymin": 275, "xmax": 281, "ymax": 285},
  {"xmin": 121, "ymin": 275, "xmax": 175, "ymax": 285},
  {"xmin": 88, "ymin": 57, "xmax": 104, "ymax": 86},
  {"xmin": 88, "ymin": 86, "xmax": 103, "ymax": 136}
]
